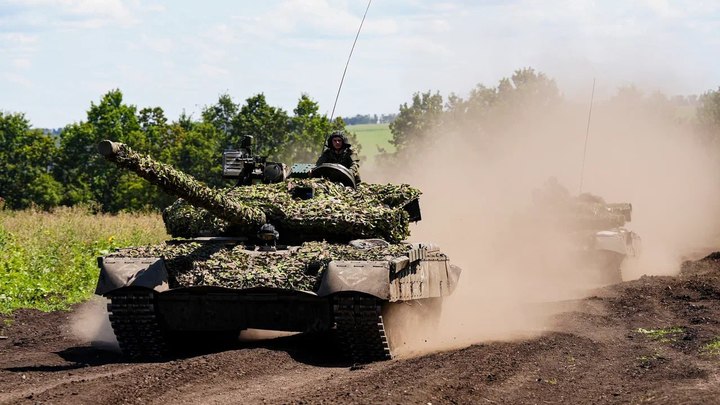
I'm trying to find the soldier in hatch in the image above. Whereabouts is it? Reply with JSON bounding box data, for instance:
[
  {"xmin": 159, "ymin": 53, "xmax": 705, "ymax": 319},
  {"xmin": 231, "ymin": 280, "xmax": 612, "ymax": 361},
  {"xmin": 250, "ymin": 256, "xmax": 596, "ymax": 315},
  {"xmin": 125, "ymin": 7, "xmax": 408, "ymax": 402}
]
[{"xmin": 315, "ymin": 130, "xmax": 361, "ymax": 183}]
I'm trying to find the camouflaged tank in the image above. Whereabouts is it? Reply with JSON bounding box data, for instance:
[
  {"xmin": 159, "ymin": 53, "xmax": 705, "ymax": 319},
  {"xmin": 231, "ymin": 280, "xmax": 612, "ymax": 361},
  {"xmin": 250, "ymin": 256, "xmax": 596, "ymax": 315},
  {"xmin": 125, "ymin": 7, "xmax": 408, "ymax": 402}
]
[
  {"xmin": 94, "ymin": 139, "xmax": 461, "ymax": 363},
  {"xmin": 532, "ymin": 178, "xmax": 641, "ymax": 284}
]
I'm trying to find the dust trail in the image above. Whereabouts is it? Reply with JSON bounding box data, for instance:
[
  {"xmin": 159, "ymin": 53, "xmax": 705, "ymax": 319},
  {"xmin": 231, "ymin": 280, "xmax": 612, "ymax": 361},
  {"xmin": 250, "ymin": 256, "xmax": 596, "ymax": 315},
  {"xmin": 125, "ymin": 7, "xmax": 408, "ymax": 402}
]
[
  {"xmin": 364, "ymin": 91, "xmax": 720, "ymax": 355},
  {"xmin": 69, "ymin": 295, "xmax": 119, "ymax": 351}
]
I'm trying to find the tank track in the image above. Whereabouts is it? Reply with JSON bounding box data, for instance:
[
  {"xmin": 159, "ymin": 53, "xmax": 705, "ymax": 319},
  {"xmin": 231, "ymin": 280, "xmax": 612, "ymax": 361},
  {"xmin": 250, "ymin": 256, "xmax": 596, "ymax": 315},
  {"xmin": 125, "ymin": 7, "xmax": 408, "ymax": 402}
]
[
  {"xmin": 333, "ymin": 295, "xmax": 392, "ymax": 363},
  {"xmin": 107, "ymin": 290, "xmax": 168, "ymax": 359}
]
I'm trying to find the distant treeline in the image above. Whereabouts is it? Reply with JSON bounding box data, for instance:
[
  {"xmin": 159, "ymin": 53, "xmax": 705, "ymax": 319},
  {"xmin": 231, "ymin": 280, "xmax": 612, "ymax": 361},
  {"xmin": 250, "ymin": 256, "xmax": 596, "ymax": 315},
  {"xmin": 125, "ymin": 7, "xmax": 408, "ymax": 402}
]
[
  {"xmin": 342, "ymin": 113, "xmax": 397, "ymax": 125},
  {"xmin": 1, "ymin": 67, "xmax": 719, "ymax": 213}
]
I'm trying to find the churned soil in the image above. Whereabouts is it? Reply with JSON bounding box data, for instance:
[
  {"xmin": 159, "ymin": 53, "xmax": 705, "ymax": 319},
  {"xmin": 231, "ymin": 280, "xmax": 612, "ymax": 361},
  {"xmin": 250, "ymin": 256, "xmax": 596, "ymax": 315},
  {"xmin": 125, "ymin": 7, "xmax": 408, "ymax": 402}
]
[{"xmin": 1, "ymin": 255, "xmax": 719, "ymax": 405}]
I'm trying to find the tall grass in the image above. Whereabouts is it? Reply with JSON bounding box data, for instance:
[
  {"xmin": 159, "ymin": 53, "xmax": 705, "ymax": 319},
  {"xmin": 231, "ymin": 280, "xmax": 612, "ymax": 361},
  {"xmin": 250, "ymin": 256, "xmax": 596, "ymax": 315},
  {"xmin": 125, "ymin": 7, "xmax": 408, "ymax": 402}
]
[{"xmin": 0, "ymin": 206, "xmax": 168, "ymax": 313}]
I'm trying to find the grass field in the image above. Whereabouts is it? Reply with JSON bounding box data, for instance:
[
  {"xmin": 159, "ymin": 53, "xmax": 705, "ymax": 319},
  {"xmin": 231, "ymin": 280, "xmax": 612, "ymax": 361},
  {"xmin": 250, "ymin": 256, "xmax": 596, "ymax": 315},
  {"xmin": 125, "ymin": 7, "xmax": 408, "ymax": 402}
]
[
  {"xmin": 0, "ymin": 207, "xmax": 168, "ymax": 313},
  {"xmin": 347, "ymin": 123, "xmax": 394, "ymax": 160}
]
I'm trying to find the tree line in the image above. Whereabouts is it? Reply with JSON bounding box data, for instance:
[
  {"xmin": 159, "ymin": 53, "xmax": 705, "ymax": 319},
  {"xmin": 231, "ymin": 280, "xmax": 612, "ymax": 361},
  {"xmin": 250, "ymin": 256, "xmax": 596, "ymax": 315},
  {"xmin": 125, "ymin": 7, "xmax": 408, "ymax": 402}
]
[
  {"xmin": 0, "ymin": 90, "xmax": 353, "ymax": 212},
  {"xmin": 2, "ymin": 67, "xmax": 720, "ymax": 212},
  {"xmin": 382, "ymin": 68, "xmax": 720, "ymax": 160},
  {"xmin": 342, "ymin": 113, "xmax": 397, "ymax": 125}
]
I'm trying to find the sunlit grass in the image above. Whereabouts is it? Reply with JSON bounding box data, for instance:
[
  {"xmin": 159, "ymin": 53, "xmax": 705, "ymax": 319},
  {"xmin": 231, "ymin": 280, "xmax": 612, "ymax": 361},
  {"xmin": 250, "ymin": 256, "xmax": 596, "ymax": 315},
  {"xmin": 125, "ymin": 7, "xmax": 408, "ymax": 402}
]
[
  {"xmin": 0, "ymin": 206, "xmax": 168, "ymax": 313},
  {"xmin": 703, "ymin": 338, "xmax": 720, "ymax": 355},
  {"xmin": 636, "ymin": 327, "xmax": 685, "ymax": 343},
  {"xmin": 348, "ymin": 123, "xmax": 394, "ymax": 161}
]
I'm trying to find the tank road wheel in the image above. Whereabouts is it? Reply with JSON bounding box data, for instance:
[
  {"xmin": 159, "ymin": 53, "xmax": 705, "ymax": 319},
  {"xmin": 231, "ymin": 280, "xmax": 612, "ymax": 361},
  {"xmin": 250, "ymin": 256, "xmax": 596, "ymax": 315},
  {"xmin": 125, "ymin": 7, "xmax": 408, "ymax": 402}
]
[
  {"xmin": 107, "ymin": 289, "xmax": 168, "ymax": 359},
  {"xmin": 333, "ymin": 294, "xmax": 392, "ymax": 364}
]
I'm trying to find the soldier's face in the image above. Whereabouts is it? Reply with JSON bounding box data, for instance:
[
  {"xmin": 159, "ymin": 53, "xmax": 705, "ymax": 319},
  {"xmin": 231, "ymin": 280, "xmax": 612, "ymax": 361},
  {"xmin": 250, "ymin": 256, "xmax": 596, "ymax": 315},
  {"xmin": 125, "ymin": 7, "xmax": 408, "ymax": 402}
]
[{"xmin": 332, "ymin": 137, "xmax": 343, "ymax": 150}]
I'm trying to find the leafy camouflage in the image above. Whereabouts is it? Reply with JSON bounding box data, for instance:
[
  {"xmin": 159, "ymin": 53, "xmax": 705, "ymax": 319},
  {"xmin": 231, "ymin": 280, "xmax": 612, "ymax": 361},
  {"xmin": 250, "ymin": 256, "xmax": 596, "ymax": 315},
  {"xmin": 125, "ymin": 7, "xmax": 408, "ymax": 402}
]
[
  {"xmin": 99, "ymin": 140, "xmax": 421, "ymax": 243},
  {"xmin": 99, "ymin": 141, "xmax": 267, "ymax": 228},
  {"xmin": 108, "ymin": 241, "xmax": 411, "ymax": 291},
  {"xmin": 163, "ymin": 179, "xmax": 420, "ymax": 242},
  {"xmin": 532, "ymin": 178, "xmax": 631, "ymax": 231},
  {"xmin": 564, "ymin": 202, "xmax": 627, "ymax": 230}
]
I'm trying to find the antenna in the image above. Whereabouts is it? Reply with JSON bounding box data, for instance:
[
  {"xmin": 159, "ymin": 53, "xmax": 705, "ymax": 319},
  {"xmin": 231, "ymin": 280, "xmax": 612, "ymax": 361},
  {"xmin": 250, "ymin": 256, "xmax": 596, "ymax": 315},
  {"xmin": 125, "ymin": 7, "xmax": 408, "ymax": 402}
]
[
  {"xmin": 329, "ymin": 0, "xmax": 372, "ymax": 121},
  {"xmin": 578, "ymin": 78, "xmax": 596, "ymax": 194}
]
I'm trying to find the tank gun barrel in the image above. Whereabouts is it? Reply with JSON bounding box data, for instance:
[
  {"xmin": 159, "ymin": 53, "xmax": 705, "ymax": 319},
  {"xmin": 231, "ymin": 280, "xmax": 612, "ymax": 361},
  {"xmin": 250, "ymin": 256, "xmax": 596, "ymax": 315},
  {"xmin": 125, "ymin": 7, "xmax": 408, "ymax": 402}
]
[{"xmin": 98, "ymin": 140, "xmax": 266, "ymax": 227}]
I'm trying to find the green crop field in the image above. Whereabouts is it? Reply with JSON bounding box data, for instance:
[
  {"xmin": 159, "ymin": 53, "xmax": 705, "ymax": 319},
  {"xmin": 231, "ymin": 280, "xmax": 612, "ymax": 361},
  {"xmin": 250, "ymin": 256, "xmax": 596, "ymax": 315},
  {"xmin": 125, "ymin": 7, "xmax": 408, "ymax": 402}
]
[
  {"xmin": 0, "ymin": 207, "xmax": 168, "ymax": 313},
  {"xmin": 347, "ymin": 123, "xmax": 394, "ymax": 160}
]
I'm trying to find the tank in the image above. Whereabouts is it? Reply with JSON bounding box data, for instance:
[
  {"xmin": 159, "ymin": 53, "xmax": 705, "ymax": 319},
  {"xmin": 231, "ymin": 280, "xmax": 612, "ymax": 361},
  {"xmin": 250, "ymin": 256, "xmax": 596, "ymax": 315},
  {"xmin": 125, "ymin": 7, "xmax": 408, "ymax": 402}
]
[
  {"xmin": 532, "ymin": 178, "xmax": 641, "ymax": 284},
  {"xmin": 94, "ymin": 139, "xmax": 461, "ymax": 363}
]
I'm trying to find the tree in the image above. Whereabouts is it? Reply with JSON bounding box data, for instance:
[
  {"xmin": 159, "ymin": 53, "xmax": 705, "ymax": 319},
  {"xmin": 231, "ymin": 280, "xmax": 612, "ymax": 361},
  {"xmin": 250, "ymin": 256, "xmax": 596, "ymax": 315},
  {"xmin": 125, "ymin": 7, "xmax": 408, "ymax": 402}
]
[
  {"xmin": 496, "ymin": 68, "xmax": 560, "ymax": 110},
  {"xmin": 199, "ymin": 93, "xmax": 352, "ymax": 166},
  {"xmin": 138, "ymin": 106, "xmax": 172, "ymax": 159},
  {"xmin": 201, "ymin": 93, "xmax": 239, "ymax": 141},
  {"xmin": 343, "ymin": 114, "xmax": 376, "ymax": 125},
  {"xmin": 388, "ymin": 91, "xmax": 444, "ymax": 152},
  {"xmin": 285, "ymin": 94, "xmax": 348, "ymax": 163},
  {"xmin": 378, "ymin": 68, "xmax": 563, "ymax": 165},
  {"xmin": 55, "ymin": 89, "xmax": 155, "ymax": 211},
  {"xmin": 233, "ymin": 93, "xmax": 290, "ymax": 159},
  {"xmin": 166, "ymin": 121, "xmax": 224, "ymax": 188},
  {"xmin": 697, "ymin": 88, "xmax": 720, "ymax": 143},
  {"xmin": 450, "ymin": 68, "xmax": 560, "ymax": 134},
  {"xmin": 0, "ymin": 112, "xmax": 62, "ymax": 209}
]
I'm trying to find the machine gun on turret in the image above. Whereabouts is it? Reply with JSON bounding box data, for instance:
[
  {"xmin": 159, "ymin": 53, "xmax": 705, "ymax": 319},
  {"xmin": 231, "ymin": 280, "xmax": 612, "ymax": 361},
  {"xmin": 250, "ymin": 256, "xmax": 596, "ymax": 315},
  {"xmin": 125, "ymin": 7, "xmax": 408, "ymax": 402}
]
[{"xmin": 222, "ymin": 135, "xmax": 288, "ymax": 185}]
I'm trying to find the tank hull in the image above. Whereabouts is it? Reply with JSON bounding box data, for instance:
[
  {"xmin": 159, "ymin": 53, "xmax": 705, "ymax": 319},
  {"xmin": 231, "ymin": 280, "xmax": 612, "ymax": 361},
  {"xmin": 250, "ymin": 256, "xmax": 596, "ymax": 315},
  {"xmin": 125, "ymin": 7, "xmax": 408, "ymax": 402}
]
[
  {"xmin": 98, "ymin": 239, "xmax": 461, "ymax": 363},
  {"xmin": 572, "ymin": 227, "xmax": 642, "ymax": 284}
]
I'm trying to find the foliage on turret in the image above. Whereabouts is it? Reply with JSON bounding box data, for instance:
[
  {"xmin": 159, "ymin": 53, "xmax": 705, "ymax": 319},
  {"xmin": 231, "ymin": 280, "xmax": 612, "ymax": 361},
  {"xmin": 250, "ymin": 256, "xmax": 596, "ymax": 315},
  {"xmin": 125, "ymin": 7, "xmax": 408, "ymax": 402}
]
[{"xmin": 98, "ymin": 140, "xmax": 421, "ymax": 243}]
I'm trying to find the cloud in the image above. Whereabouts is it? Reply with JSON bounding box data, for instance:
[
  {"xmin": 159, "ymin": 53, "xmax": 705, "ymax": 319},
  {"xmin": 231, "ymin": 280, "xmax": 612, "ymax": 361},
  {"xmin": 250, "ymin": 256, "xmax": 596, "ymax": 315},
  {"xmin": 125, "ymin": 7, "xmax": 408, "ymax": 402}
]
[
  {"xmin": 0, "ymin": 33, "xmax": 38, "ymax": 50},
  {"xmin": 199, "ymin": 63, "xmax": 230, "ymax": 79},
  {"xmin": 12, "ymin": 59, "xmax": 32, "ymax": 69},
  {"xmin": 231, "ymin": 0, "xmax": 398, "ymax": 41},
  {"xmin": 2, "ymin": 0, "xmax": 720, "ymax": 128},
  {"xmin": 2, "ymin": 0, "xmax": 143, "ymax": 30},
  {"xmin": 0, "ymin": 34, "xmax": 38, "ymax": 70},
  {"xmin": 1, "ymin": 72, "xmax": 33, "ymax": 87}
]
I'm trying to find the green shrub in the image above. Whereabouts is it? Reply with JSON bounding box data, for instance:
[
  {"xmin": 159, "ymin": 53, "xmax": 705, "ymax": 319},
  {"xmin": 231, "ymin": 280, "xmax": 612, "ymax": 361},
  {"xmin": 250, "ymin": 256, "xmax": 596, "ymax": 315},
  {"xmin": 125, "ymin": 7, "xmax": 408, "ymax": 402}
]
[
  {"xmin": 703, "ymin": 338, "xmax": 720, "ymax": 355},
  {"xmin": 636, "ymin": 327, "xmax": 685, "ymax": 343}
]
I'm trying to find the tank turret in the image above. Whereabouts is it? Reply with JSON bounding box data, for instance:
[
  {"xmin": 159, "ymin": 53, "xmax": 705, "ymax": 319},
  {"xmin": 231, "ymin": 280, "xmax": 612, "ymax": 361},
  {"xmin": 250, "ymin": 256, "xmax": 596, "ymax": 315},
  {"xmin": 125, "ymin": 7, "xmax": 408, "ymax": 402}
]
[{"xmin": 98, "ymin": 140, "xmax": 418, "ymax": 243}]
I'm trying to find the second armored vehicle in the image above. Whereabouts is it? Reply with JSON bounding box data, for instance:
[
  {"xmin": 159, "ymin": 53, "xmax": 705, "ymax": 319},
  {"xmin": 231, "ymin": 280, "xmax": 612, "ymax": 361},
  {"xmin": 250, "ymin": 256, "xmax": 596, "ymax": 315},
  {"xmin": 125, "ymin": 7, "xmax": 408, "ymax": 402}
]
[{"xmin": 532, "ymin": 178, "xmax": 641, "ymax": 284}]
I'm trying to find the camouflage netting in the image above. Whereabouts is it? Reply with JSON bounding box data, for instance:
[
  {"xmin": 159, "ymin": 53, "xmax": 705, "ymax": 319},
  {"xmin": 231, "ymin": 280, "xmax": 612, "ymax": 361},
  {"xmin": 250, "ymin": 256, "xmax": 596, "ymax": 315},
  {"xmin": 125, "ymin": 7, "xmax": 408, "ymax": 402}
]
[
  {"xmin": 563, "ymin": 202, "xmax": 628, "ymax": 230},
  {"xmin": 99, "ymin": 141, "xmax": 266, "ymax": 227},
  {"xmin": 532, "ymin": 178, "xmax": 631, "ymax": 231},
  {"xmin": 98, "ymin": 140, "xmax": 421, "ymax": 243},
  {"xmin": 108, "ymin": 241, "xmax": 411, "ymax": 291},
  {"xmin": 163, "ymin": 179, "xmax": 421, "ymax": 242}
]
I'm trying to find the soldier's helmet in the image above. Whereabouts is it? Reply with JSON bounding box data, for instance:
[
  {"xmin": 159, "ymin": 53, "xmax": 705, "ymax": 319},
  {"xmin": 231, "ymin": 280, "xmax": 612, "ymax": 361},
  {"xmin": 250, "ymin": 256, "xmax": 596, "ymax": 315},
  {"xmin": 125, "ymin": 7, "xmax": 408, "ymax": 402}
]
[{"xmin": 326, "ymin": 130, "xmax": 350, "ymax": 148}]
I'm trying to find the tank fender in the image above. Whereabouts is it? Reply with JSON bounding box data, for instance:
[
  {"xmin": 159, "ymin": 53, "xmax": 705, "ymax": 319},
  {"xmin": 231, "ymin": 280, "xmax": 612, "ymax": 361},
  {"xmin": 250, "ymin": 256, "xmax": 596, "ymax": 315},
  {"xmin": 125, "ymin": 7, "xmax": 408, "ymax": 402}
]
[
  {"xmin": 389, "ymin": 245, "xmax": 459, "ymax": 300},
  {"xmin": 95, "ymin": 257, "xmax": 169, "ymax": 295},
  {"xmin": 316, "ymin": 261, "xmax": 390, "ymax": 299},
  {"xmin": 447, "ymin": 263, "xmax": 462, "ymax": 295},
  {"xmin": 594, "ymin": 228, "xmax": 642, "ymax": 257}
]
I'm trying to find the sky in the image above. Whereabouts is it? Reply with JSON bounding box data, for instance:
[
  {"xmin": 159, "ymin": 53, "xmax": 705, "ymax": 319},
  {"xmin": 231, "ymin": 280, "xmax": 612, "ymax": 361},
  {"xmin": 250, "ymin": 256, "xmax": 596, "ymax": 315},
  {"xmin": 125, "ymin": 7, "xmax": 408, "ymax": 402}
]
[{"xmin": 1, "ymin": 0, "xmax": 719, "ymax": 129}]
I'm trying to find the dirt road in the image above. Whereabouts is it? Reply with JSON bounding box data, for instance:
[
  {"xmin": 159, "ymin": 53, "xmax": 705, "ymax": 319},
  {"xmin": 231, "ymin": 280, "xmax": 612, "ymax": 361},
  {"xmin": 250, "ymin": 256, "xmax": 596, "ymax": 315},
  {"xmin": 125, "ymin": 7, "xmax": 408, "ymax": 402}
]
[{"xmin": 1, "ymin": 255, "xmax": 719, "ymax": 404}]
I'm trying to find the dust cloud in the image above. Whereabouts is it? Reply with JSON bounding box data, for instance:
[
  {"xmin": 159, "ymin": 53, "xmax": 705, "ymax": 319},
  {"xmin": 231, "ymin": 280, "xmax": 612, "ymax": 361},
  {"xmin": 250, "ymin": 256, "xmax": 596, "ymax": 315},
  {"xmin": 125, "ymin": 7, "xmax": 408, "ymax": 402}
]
[
  {"xmin": 364, "ymin": 90, "xmax": 720, "ymax": 356},
  {"xmin": 69, "ymin": 295, "xmax": 119, "ymax": 352}
]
